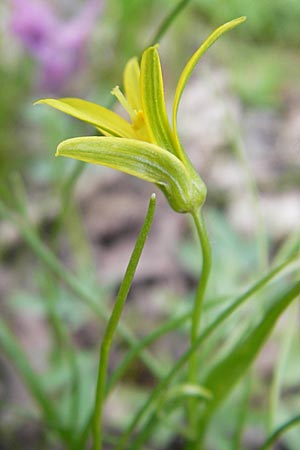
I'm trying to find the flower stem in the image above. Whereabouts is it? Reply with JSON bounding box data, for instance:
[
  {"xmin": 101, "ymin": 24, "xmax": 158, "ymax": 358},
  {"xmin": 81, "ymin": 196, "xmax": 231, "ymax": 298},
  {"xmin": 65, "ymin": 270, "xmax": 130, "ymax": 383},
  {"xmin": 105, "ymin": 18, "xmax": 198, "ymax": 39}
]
[
  {"xmin": 188, "ymin": 210, "xmax": 212, "ymax": 430},
  {"xmin": 0, "ymin": 199, "xmax": 163, "ymax": 380},
  {"xmin": 92, "ymin": 194, "xmax": 156, "ymax": 450},
  {"xmin": 115, "ymin": 255, "xmax": 298, "ymax": 450}
]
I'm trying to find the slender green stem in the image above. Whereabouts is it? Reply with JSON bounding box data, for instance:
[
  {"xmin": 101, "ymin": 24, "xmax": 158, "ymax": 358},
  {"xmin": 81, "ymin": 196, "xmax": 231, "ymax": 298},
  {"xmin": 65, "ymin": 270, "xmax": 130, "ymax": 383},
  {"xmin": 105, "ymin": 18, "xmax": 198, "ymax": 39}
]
[
  {"xmin": 0, "ymin": 199, "xmax": 163, "ymax": 381},
  {"xmin": 127, "ymin": 282, "xmax": 300, "ymax": 450},
  {"xmin": 189, "ymin": 211, "xmax": 212, "ymax": 359},
  {"xmin": 114, "ymin": 256, "xmax": 298, "ymax": 450},
  {"xmin": 258, "ymin": 415, "xmax": 300, "ymax": 450},
  {"xmin": 80, "ymin": 290, "xmax": 267, "ymax": 448},
  {"xmin": 150, "ymin": 0, "xmax": 192, "ymax": 44},
  {"xmin": 92, "ymin": 194, "xmax": 156, "ymax": 450},
  {"xmin": 188, "ymin": 210, "xmax": 211, "ymax": 428},
  {"xmin": 193, "ymin": 283, "xmax": 300, "ymax": 450},
  {"xmin": 76, "ymin": 311, "xmax": 190, "ymax": 449},
  {"xmin": 108, "ymin": 293, "xmax": 256, "ymax": 394}
]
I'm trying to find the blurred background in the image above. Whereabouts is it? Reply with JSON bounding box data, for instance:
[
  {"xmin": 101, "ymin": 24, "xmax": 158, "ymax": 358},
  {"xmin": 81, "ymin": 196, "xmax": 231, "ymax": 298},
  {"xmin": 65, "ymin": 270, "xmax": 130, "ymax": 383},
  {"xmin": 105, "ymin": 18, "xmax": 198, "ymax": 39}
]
[{"xmin": 0, "ymin": 1, "xmax": 299, "ymax": 449}]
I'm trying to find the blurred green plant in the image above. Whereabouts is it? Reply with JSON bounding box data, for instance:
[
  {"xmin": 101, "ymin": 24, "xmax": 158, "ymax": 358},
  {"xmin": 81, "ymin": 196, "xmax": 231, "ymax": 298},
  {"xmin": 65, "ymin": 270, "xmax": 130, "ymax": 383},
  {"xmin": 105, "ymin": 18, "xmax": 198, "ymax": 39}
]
[
  {"xmin": 191, "ymin": 0, "xmax": 300, "ymax": 108},
  {"xmin": 194, "ymin": 0, "xmax": 300, "ymax": 46},
  {"xmin": 1, "ymin": 3, "xmax": 300, "ymax": 450},
  {"xmin": 32, "ymin": 15, "xmax": 300, "ymax": 450},
  {"xmin": 37, "ymin": 17, "xmax": 246, "ymax": 448},
  {"xmin": 0, "ymin": 64, "xmax": 32, "ymax": 176}
]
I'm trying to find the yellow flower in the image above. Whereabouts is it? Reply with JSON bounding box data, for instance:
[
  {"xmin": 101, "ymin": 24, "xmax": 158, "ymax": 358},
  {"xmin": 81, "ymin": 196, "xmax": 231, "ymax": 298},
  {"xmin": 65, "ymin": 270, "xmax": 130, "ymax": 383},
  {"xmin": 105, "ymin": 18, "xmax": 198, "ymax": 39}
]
[{"xmin": 36, "ymin": 17, "xmax": 246, "ymax": 214}]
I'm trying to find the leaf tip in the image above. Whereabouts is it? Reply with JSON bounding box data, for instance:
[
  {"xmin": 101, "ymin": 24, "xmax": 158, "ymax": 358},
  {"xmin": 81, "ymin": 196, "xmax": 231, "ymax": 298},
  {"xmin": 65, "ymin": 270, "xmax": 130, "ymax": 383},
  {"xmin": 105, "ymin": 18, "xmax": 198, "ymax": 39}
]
[
  {"xmin": 144, "ymin": 43, "xmax": 160, "ymax": 55},
  {"xmin": 33, "ymin": 98, "xmax": 54, "ymax": 107},
  {"xmin": 55, "ymin": 141, "xmax": 65, "ymax": 157},
  {"xmin": 237, "ymin": 15, "xmax": 247, "ymax": 24},
  {"xmin": 33, "ymin": 99, "xmax": 43, "ymax": 106}
]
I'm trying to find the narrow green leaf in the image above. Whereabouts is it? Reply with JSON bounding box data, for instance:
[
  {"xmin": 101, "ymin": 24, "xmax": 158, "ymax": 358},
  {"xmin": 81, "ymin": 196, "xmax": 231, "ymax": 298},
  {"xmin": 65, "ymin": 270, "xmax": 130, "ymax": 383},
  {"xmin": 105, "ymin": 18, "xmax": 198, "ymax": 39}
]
[
  {"xmin": 0, "ymin": 198, "xmax": 163, "ymax": 384},
  {"xmin": 35, "ymin": 98, "xmax": 135, "ymax": 139},
  {"xmin": 172, "ymin": 16, "xmax": 246, "ymax": 152},
  {"xmin": 150, "ymin": 0, "xmax": 192, "ymax": 45},
  {"xmin": 258, "ymin": 415, "xmax": 300, "ymax": 450},
  {"xmin": 92, "ymin": 194, "xmax": 156, "ymax": 449},
  {"xmin": 124, "ymin": 57, "xmax": 142, "ymax": 111},
  {"xmin": 140, "ymin": 46, "xmax": 178, "ymax": 156},
  {"xmin": 56, "ymin": 136, "xmax": 197, "ymax": 212},
  {"xmin": 198, "ymin": 282, "xmax": 300, "ymax": 425},
  {"xmin": 115, "ymin": 262, "xmax": 299, "ymax": 450}
]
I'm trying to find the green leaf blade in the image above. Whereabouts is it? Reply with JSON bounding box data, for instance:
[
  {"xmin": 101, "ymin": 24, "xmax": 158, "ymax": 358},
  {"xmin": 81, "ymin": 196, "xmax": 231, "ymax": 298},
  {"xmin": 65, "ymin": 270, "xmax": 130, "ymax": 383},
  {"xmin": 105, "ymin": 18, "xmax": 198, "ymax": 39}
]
[
  {"xmin": 56, "ymin": 136, "xmax": 198, "ymax": 212},
  {"xmin": 199, "ymin": 282, "xmax": 300, "ymax": 424}
]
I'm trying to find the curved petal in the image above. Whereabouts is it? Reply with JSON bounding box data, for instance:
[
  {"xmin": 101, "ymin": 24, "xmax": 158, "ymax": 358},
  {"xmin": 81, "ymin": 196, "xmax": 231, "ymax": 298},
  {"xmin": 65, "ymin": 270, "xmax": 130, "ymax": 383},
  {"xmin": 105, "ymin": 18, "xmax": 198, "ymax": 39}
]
[
  {"xmin": 172, "ymin": 16, "xmax": 246, "ymax": 153},
  {"xmin": 124, "ymin": 57, "xmax": 142, "ymax": 112},
  {"xmin": 140, "ymin": 46, "xmax": 178, "ymax": 156},
  {"xmin": 35, "ymin": 97, "xmax": 135, "ymax": 139},
  {"xmin": 57, "ymin": 136, "xmax": 184, "ymax": 183},
  {"xmin": 56, "ymin": 136, "xmax": 206, "ymax": 213}
]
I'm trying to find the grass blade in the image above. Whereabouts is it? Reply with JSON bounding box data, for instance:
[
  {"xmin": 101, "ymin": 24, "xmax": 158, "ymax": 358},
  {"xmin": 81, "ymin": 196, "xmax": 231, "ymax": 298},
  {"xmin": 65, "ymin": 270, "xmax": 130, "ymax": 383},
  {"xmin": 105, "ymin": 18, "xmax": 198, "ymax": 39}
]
[{"xmin": 195, "ymin": 282, "xmax": 300, "ymax": 445}]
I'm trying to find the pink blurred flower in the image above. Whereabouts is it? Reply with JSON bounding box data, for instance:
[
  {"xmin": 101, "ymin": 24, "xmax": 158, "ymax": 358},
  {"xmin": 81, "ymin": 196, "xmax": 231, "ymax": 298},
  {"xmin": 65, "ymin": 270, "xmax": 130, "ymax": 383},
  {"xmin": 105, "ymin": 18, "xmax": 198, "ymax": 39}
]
[{"xmin": 11, "ymin": 0, "xmax": 103, "ymax": 94}]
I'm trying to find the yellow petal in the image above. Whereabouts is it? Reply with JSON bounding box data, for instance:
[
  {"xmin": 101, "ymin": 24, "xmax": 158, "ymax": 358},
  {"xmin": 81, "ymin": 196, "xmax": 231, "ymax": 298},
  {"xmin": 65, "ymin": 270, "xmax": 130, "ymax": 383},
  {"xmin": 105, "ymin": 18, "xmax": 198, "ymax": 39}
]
[
  {"xmin": 35, "ymin": 97, "xmax": 135, "ymax": 139},
  {"xmin": 172, "ymin": 16, "xmax": 246, "ymax": 153},
  {"xmin": 124, "ymin": 57, "xmax": 142, "ymax": 112},
  {"xmin": 140, "ymin": 46, "xmax": 178, "ymax": 156}
]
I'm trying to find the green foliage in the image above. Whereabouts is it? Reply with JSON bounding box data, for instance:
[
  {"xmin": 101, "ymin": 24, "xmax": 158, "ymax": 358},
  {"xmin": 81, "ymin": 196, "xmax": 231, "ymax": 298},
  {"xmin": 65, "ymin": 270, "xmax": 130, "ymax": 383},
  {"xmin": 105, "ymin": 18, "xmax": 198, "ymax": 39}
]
[
  {"xmin": 0, "ymin": 64, "xmax": 31, "ymax": 176},
  {"xmin": 194, "ymin": 0, "xmax": 300, "ymax": 46},
  {"xmin": 1, "ymin": 2, "xmax": 300, "ymax": 450},
  {"xmin": 230, "ymin": 47, "xmax": 284, "ymax": 107},
  {"xmin": 190, "ymin": 1, "xmax": 300, "ymax": 107},
  {"xmin": 199, "ymin": 283, "xmax": 299, "ymax": 420}
]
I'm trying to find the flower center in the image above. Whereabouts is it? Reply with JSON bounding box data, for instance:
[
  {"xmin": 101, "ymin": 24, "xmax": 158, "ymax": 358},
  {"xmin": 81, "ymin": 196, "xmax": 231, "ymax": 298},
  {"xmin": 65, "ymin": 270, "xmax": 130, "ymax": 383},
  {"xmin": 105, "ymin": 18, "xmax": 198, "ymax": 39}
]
[{"xmin": 111, "ymin": 85, "xmax": 150, "ymax": 142}]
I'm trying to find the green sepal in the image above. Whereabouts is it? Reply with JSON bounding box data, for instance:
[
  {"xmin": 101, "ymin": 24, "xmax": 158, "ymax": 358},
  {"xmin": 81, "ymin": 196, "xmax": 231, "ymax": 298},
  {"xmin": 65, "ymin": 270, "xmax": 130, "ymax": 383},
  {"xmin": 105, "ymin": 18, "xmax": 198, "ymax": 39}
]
[
  {"xmin": 172, "ymin": 16, "xmax": 246, "ymax": 154},
  {"xmin": 56, "ymin": 136, "xmax": 206, "ymax": 213},
  {"xmin": 140, "ymin": 46, "xmax": 178, "ymax": 157}
]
